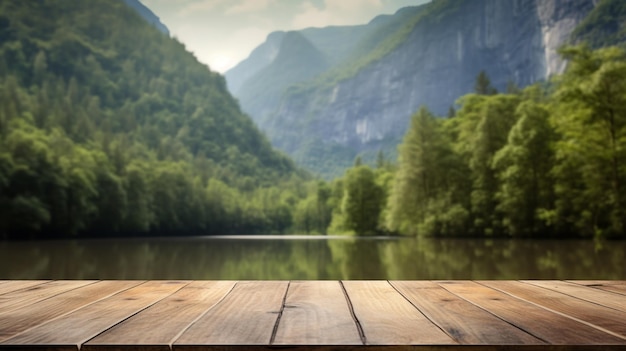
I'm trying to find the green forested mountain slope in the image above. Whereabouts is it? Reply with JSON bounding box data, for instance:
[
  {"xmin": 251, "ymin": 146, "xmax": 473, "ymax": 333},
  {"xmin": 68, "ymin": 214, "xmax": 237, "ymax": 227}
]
[
  {"xmin": 0, "ymin": 0, "xmax": 305, "ymax": 239},
  {"xmin": 123, "ymin": 0, "xmax": 169, "ymax": 35},
  {"xmin": 572, "ymin": 0, "xmax": 626, "ymax": 48}
]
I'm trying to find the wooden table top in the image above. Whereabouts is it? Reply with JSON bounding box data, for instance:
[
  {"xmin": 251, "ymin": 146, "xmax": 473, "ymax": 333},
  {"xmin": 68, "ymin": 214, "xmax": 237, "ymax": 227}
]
[{"xmin": 0, "ymin": 280, "xmax": 625, "ymax": 350}]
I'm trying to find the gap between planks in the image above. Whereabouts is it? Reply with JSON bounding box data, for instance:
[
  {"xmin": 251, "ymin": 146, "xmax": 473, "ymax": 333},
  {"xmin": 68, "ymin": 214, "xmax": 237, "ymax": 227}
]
[{"xmin": 340, "ymin": 280, "xmax": 367, "ymax": 345}]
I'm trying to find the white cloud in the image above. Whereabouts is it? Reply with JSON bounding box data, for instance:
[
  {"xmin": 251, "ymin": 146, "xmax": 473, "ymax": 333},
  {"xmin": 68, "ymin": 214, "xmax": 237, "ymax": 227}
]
[
  {"xmin": 292, "ymin": 0, "xmax": 384, "ymax": 29},
  {"xmin": 225, "ymin": 0, "xmax": 275, "ymax": 15},
  {"xmin": 326, "ymin": 0, "xmax": 383, "ymax": 12},
  {"xmin": 291, "ymin": 2, "xmax": 331, "ymax": 28},
  {"xmin": 177, "ymin": 0, "xmax": 230, "ymax": 17}
]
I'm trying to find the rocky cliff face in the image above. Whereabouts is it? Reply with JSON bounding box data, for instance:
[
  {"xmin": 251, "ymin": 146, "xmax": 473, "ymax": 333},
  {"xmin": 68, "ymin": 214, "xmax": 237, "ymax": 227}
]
[
  {"xmin": 226, "ymin": 0, "xmax": 597, "ymax": 177},
  {"xmin": 536, "ymin": 0, "xmax": 597, "ymax": 76}
]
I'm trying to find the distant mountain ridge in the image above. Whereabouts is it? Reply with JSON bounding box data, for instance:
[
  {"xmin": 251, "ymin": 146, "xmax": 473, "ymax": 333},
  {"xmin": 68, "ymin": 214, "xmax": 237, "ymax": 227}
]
[
  {"xmin": 235, "ymin": 31, "xmax": 330, "ymax": 129},
  {"xmin": 225, "ymin": 0, "xmax": 619, "ymax": 178}
]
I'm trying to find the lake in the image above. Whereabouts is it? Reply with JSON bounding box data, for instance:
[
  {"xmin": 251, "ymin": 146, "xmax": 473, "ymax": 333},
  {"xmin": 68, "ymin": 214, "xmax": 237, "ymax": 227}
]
[{"xmin": 0, "ymin": 236, "xmax": 624, "ymax": 280}]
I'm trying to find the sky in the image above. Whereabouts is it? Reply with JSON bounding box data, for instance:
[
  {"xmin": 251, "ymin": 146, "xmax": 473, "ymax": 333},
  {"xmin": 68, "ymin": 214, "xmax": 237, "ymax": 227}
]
[{"xmin": 142, "ymin": 0, "xmax": 431, "ymax": 73}]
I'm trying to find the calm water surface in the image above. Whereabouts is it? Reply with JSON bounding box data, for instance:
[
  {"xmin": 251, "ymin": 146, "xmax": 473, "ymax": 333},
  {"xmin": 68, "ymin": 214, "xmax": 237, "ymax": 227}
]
[{"xmin": 0, "ymin": 236, "xmax": 624, "ymax": 280}]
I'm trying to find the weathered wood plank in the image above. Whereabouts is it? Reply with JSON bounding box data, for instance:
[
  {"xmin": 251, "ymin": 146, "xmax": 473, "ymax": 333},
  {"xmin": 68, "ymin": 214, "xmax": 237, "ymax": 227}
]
[
  {"xmin": 1, "ymin": 281, "xmax": 187, "ymax": 349},
  {"xmin": 594, "ymin": 285, "xmax": 626, "ymax": 296},
  {"xmin": 168, "ymin": 345, "xmax": 626, "ymax": 351},
  {"xmin": 0, "ymin": 280, "xmax": 140, "ymax": 343},
  {"xmin": 482, "ymin": 280, "xmax": 626, "ymax": 340},
  {"xmin": 0, "ymin": 281, "xmax": 49, "ymax": 296},
  {"xmin": 390, "ymin": 281, "xmax": 543, "ymax": 345},
  {"xmin": 0, "ymin": 280, "xmax": 625, "ymax": 350},
  {"xmin": 174, "ymin": 281, "xmax": 288, "ymax": 347},
  {"xmin": 525, "ymin": 280, "xmax": 626, "ymax": 313},
  {"xmin": 567, "ymin": 280, "xmax": 626, "ymax": 296},
  {"xmin": 341, "ymin": 281, "xmax": 455, "ymax": 345},
  {"xmin": 568, "ymin": 281, "xmax": 626, "ymax": 286},
  {"xmin": 272, "ymin": 280, "xmax": 362, "ymax": 345},
  {"xmin": 82, "ymin": 281, "xmax": 235, "ymax": 351},
  {"xmin": 0, "ymin": 280, "xmax": 95, "ymax": 315},
  {"xmin": 439, "ymin": 281, "xmax": 625, "ymax": 345}
]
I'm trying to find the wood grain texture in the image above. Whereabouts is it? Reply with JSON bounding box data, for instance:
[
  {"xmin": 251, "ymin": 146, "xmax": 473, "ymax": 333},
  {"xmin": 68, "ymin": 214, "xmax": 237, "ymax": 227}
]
[
  {"xmin": 567, "ymin": 281, "xmax": 626, "ymax": 286},
  {"xmin": 524, "ymin": 280, "xmax": 626, "ymax": 312},
  {"xmin": 171, "ymin": 346, "xmax": 626, "ymax": 351},
  {"xmin": 1, "ymin": 281, "xmax": 187, "ymax": 348},
  {"xmin": 83, "ymin": 281, "xmax": 235, "ymax": 351},
  {"xmin": 439, "ymin": 281, "xmax": 625, "ymax": 345},
  {"xmin": 593, "ymin": 285, "xmax": 626, "ymax": 296},
  {"xmin": 272, "ymin": 280, "xmax": 362, "ymax": 345},
  {"xmin": 0, "ymin": 280, "xmax": 95, "ymax": 314},
  {"xmin": 0, "ymin": 281, "xmax": 49, "ymax": 296},
  {"xmin": 0, "ymin": 280, "xmax": 625, "ymax": 350},
  {"xmin": 567, "ymin": 280, "xmax": 626, "ymax": 296},
  {"xmin": 342, "ymin": 281, "xmax": 455, "ymax": 345},
  {"xmin": 482, "ymin": 280, "xmax": 626, "ymax": 340},
  {"xmin": 0, "ymin": 281, "xmax": 140, "ymax": 342},
  {"xmin": 390, "ymin": 281, "xmax": 543, "ymax": 345},
  {"xmin": 174, "ymin": 281, "xmax": 289, "ymax": 347}
]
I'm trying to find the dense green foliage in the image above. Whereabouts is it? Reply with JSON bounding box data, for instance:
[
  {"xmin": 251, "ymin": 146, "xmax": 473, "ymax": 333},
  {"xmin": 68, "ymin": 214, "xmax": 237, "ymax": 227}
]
[
  {"xmin": 0, "ymin": 0, "xmax": 319, "ymax": 239},
  {"xmin": 326, "ymin": 45, "xmax": 626, "ymax": 239},
  {"xmin": 572, "ymin": 0, "xmax": 626, "ymax": 48},
  {"xmin": 322, "ymin": 45, "xmax": 626, "ymax": 238}
]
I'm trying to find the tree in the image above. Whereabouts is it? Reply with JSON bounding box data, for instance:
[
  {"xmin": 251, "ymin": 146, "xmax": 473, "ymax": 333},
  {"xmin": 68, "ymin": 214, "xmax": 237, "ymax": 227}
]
[
  {"xmin": 375, "ymin": 150, "xmax": 386, "ymax": 169},
  {"xmin": 294, "ymin": 196, "xmax": 316, "ymax": 234},
  {"xmin": 494, "ymin": 97, "xmax": 556, "ymax": 236},
  {"xmin": 315, "ymin": 181, "xmax": 332, "ymax": 233},
  {"xmin": 552, "ymin": 45, "xmax": 626, "ymax": 238},
  {"xmin": 447, "ymin": 105, "xmax": 456, "ymax": 118},
  {"xmin": 293, "ymin": 182, "xmax": 331, "ymax": 235},
  {"xmin": 122, "ymin": 161, "xmax": 154, "ymax": 232},
  {"xmin": 32, "ymin": 51, "xmax": 48, "ymax": 85},
  {"xmin": 341, "ymin": 165, "xmax": 384, "ymax": 235},
  {"xmin": 454, "ymin": 93, "xmax": 520, "ymax": 235},
  {"xmin": 474, "ymin": 70, "xmax": 498, "ymax": 95},
  {"xmin": 386, "ymin": 107, "xmax": 450, "ymax": 235}
]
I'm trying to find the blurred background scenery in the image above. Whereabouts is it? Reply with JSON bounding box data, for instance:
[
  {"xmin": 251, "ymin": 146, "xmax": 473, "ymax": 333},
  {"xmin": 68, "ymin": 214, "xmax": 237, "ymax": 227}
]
[{"xmin": 0, "ymin": 0, "xmax": 625, "ymax": 279}]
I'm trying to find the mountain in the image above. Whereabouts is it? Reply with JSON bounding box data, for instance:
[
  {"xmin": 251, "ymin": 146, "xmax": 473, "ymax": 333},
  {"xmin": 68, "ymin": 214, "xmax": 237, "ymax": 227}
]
[
  {"xmin": 226, "ymin": 0, "xmax": 606, "ymax": 178},
  {"xmin": 123, "ymin": 0, "xmax": 169, "ymax": 35},
  {"xmin": 0, "ymin": 0, "xmax": 300, "ymax": 238},
  {"xmin": 227, "ymin": 31, "xmax": 285, "ymax": 95},
  {"xmin": 234, "ymin": 31, "xmax": 330, "ymax": 129},
  {"xmin": 571, "ymin": 0, "xmax": 626, "ymax": 47},
  {"xmin": 225, "ymin": 5, "xmax": 428, "ymax": 96}
]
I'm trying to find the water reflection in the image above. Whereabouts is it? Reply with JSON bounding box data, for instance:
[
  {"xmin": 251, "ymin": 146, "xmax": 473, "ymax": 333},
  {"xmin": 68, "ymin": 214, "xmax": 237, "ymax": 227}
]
[{"xmin": 0, "ymin": 237, "xmax": 624, "ymax": 280}]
